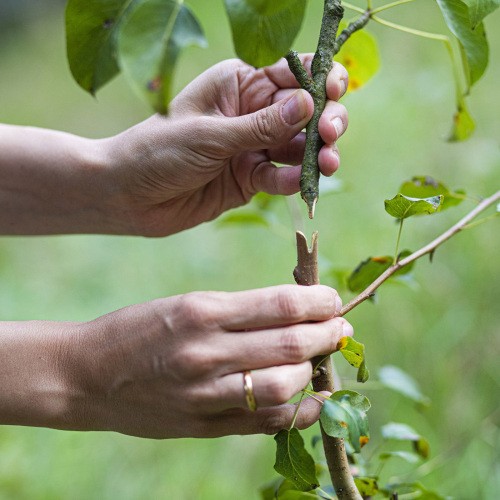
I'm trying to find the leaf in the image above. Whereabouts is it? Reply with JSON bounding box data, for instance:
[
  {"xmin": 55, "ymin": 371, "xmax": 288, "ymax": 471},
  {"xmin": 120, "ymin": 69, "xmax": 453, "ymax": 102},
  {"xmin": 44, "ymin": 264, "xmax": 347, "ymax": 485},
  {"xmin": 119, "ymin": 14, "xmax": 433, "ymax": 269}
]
[
  {"xmin": 224, "ymin": 0, "xmax": 306, "ymax": 67},
  {"xmin": 65, "ymin": 0, "xmax": 138, "ymax": 94},
  {"xmin": 337, "ymin": 337, "xmax": 370, "ymax": 383},
  {"xmin": 436, "ymin": 0, "xmax": 489, "ymax": 86},
  {"xmin": 398, "ymin": 176, "xmax": 465, "ymax": 210},
  {"xmin": 379, "ymin": 451, "xmax": 421, "ymax": 464},
  {"xmin": 336, "ymin": 23, "xmax": 380, "ymax": 92},
  {"xmin": 357, "ymin": 360, "xmax": 370, "ymax": 384},
  {"xmin": 463, "ymin": 0, "xmax": 500, "ymax": 29},
  {"xmin": 217, "ymin": 210, "xmax": 271, "ymax": 227},
  {"xmin": 381, "ymin": 422, "xmax": 431, "ymax": 459},
  {"xmin": 384, "ymin": 194, "xmax": 443, "ymax": 219},
  {"xmin": 346, "ymin": 251, "xmax": 413, "ymax": 294},
  {"xmin": 118, "ymin": 0, "xmax": 207, "ymax": 113},
  {"xmin": 331, "ymin": 390, "xmax": 371, "ymax": 412},
  {"xmin": 320, "ymin": 398, "xmax": 370, "ymax": 453},
  {"xmin": 378, "ymin": 365, "xmax": 431, "ymax": 406},
  {"xmin": 260, "ymin": 479, "xmax": 319, "ymax": 500},
  {"xmin": 274, "ymin": 429, "xmax": 319, "ymax": 492},
  {"xmin": 383, "ymin": 482, "xmax": 446, "ymax": 499},
  {"xmin": 337, "ymin": 337, "xmax": 364, "ymax": 368},
  {"xmin": 354, "ymin": 477, "xmax": 379, "ymax": 496},
  {"xmin": 449, "ymin": 102, "xmax": 476, "ymax": 141}
]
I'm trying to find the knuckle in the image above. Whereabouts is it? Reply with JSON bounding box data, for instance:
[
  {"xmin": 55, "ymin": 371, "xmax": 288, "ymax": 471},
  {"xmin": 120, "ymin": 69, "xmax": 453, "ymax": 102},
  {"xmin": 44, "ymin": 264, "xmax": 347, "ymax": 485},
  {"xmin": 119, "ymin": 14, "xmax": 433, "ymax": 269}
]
[
  {"xmin": 172, "ymin": 346, "xmax": 215, "ymax": 380},
  {"xmin": 259, "ymin": 410, "xmax": 290, "ymax": 435},
  {"xmin": 176, "ymin": 291, "xmax": 219, "ymax": 328},
  {"xmin": 275, "ymin": 288, "xmax": 305, "ymax": 322},
  {"xmin": 252, "ymin": 109, "xmax": 278, "ymax": 145},
  {"xmin": 280, "ymin": 327, "xmax": 310, "ymax": 362},
  {"xmin": 266, "ymin": 374, "xmax": 295, "ymax": 405}
]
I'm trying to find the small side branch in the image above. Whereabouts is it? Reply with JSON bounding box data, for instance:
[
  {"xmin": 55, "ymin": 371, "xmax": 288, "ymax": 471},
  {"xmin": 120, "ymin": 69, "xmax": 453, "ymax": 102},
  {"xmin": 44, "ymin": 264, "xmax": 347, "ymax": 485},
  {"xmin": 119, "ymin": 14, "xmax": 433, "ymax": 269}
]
[
  {"xmin": 286, "ymin": 51, "xmax": 315, "ymax": 94},
  {"xmin": 335, "ymin": 9, "xmax": 371, "ymax": 52},
  {"xmin": 340, "ymin": 191, "xmax": 500, "ymax": 316}
]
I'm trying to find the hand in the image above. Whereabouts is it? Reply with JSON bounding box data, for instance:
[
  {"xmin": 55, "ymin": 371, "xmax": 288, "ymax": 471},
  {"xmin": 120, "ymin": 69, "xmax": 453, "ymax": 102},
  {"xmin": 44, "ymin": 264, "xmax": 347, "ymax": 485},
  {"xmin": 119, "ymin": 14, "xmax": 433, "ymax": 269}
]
[
  {"xmin": 105, "ymin": 56, "xmax": 348, "ymax": 236},
  {"xmin": 67, "ymin": 285, "xmax": 352, "ymax": 438}
]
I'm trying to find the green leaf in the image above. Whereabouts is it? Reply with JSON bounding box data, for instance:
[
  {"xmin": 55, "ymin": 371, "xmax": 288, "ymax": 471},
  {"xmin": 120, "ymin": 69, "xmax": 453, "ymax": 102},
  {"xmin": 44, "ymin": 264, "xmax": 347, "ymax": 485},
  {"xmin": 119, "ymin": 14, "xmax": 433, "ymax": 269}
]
[
  {"xmin": 449, "ymin": 102, "xmax": 476, "ymax": 141},
  {"xmin": 65, "ymin": 0, "xmax": 138, "ymax": 94},
  {"xmin": 379, "ymin": 451, "xmax": 421, "ymax": 464},
  {"xmin": 384, "ymin": 194, "xmax": 443, "ymax": 219},
  {"xmin": 274, "ymin": 429, "xmax": 319, "ymax": 492},
  {"xmin": 320, "ymin": 397, "xmax": 370, "ymax": 453},
  {"xmin": 346, "ymin": 251, "xmax": 413, "ymax": 294},
  {"xmin": 399, "ymin": 176, "xmax": 465, "ymax": 210},
  {"xmin": 436, "ymin": 0, "xmax": 489, "ymax": 86},
  {"xmin": 337, "ymin": 337, "xmax": 364, "ymax": 368},
  {"xmin": 378, "ymin": 365, "xmax": 431, "ymax": 406},
  {"xmin": 331, "ymin": 390, "xmax": 371, "ymax": 412},
  {"xmin": 118, "ymin": 0, "xmax": 207, "ymax": 113},
  {"xmin": 336, "ymin": 23, "xmax": 380, "ymax": 92},
  {"xmin": 354, "ymin": 477, "xmax": 379, "ymax": 496},
  {"xmin": 383, "ymin": 482, "xmax": 445, "ymax": 499},
  {"xmin": 224, "ymin": 0, "xmax": 306, "ymax": 67},
  {"xmin": 217, "ymin": 210, "xmax": 271, "ymax": 227},
  {"xmin": 357, "ymin": 359, "xmax": 370, "ymax": 384},
  {"xmin": 463, "ymin": 0, "xmax": 500, "ymax": 29},
  {"xmin": 260, "ymin": 479, "xmax": 318, "ymax": 500},
  {"xmin": 381, "ymin": 423, "xmax": 430, "ymax": 459},
  {"xmin": 337, "ymin": 337, "xmax": 370, "ymax": 383}
]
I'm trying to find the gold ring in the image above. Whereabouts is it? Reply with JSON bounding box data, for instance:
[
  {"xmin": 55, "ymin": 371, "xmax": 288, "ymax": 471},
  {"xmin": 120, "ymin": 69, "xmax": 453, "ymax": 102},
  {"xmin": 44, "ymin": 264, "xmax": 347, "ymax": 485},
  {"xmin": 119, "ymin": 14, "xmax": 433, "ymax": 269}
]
[{"xmin": 243, "ymin": 371, "xmax": 257, "ymax": 411}]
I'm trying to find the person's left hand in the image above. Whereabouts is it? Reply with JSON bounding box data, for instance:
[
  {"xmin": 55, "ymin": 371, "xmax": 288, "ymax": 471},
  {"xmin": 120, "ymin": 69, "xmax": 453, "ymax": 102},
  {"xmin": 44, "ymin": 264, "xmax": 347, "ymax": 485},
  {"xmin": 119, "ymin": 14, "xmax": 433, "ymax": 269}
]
[{"xmin": 103, "ymin": 55, "xmax": 348, "ymax": 236}]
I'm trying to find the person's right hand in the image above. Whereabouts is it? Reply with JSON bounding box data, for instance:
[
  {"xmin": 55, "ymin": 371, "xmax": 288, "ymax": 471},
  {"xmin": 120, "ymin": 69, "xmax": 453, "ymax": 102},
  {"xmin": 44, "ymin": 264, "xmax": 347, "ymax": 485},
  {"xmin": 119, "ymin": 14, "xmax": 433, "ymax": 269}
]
[{"xmin": 66, "ymin": 285, "xmax": 352, "ymax": 438}]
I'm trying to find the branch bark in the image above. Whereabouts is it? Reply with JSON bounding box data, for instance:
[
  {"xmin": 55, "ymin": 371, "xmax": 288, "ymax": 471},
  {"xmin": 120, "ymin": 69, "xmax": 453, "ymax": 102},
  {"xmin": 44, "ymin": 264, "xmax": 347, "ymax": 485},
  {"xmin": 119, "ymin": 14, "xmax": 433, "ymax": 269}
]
[{"xmin": 294, "ymin": 231, "xmax": 362, "ymax": 499}]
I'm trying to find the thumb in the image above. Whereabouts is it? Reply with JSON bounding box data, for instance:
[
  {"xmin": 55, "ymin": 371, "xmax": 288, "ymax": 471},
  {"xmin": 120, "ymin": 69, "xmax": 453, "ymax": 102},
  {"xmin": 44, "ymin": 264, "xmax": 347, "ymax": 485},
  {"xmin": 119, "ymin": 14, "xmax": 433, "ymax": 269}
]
[{"xmin": 221, "ymin": 89, "xmax": 313, "ymax": 152}]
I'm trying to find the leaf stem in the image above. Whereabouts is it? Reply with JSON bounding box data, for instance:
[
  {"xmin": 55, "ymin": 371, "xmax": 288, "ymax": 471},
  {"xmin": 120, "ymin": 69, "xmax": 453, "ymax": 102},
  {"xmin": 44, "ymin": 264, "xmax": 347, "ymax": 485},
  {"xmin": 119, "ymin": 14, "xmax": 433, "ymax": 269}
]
[
  {"xmin": 371, "ymin": 0, "xmax": 417, "ymax": 15},
  {"xmin": 290, "ymin": 390, "xmax": 307, "ymax": 430},
  {"xmin": 340, "ymin": 190, "xmax": 500, "ymax": 316},
  {"xmin": 394, "ymin": 219, "xmax": 404, "ymax": 264}
]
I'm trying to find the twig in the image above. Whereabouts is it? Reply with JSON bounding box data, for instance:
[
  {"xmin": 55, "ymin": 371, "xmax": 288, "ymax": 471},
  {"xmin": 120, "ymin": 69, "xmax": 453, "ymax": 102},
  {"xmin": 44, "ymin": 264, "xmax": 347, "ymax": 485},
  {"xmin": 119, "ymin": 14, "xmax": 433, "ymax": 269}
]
[{"xmin": 340, "ymin": 191, "xmax": 500, "ymax": 316}]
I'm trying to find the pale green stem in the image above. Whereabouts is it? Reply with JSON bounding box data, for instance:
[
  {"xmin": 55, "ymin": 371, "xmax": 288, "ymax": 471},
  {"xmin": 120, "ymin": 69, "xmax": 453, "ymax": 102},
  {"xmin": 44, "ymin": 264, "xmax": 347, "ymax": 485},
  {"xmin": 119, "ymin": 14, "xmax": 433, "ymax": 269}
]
[
  {"xmin": 462, "ymin": 212, "xmax": 499, "ymax": 230},
  {"xmin": 341, "ymin": 1, "xmax": 366, "ymax": 14},
  {"xmin": 371, "ymin": 0, "xmax": 417, "ymax": 14},
  {"xmin": 317, "ymin": 487, "xmax": 335, "ymax": 499},
  {"xmin": 394, "ymin": 219, "xmax": 404, "ymax": 264},
  {"xmin": 289, "ymin": 390, "xmax": 307, "ymax": 430},
  {"xmin": 371, "ymin": 15, "xmax": 465, "ymax": 103}
]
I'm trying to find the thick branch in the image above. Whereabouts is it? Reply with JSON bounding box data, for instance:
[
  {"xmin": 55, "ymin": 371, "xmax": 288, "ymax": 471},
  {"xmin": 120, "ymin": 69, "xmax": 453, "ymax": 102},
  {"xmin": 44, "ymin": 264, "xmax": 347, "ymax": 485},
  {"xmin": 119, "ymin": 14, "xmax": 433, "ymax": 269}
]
[
  {"xmin": 294, "ymin": 231, "xmax": 362, "ymax": 500},
  {"xmin": 340, "ymin": 191, "xmax": 500, "ymax": 316}
]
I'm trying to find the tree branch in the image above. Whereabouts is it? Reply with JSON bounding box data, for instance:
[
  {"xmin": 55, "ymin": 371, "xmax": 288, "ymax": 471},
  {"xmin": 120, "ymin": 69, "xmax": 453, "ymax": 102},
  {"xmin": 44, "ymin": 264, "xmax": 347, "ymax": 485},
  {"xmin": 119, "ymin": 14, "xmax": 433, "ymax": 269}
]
[
  {"xmin": 340, "ymin": 190, "xmax": 500, "ymax": 316},
  {"xmin": 294, "ymin": 231, "xmax": 362, "ymax": 500}
]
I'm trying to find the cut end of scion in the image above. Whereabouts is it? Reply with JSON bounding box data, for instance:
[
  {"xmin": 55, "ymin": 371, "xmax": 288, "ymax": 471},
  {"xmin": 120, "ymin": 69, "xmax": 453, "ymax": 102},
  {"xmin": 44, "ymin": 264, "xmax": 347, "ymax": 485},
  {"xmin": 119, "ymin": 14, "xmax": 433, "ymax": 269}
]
[{"xmin": 302, "ymin": 192, "xmax": 318, "ymax": 219}]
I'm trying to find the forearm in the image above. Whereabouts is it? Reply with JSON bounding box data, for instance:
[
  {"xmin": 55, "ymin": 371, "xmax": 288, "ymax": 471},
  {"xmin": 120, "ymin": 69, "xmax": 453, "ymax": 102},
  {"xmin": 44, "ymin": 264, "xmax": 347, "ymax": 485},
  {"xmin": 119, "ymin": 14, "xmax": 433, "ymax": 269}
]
[
  {"xmin": 0, "ymin": 124, "xmax": 126, "ymax": 235},
  {"xmin": 0, "ymin": 320, "xmax": 89, "ymax": 429}
]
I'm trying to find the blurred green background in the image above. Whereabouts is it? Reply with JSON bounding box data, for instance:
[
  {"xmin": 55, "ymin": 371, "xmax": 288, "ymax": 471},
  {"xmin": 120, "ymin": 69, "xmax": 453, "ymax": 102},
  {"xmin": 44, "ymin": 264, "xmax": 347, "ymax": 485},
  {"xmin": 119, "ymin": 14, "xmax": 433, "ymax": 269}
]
[{"xmin": 0, "ymin": 0, "xmax": 498, "ymax": 498}]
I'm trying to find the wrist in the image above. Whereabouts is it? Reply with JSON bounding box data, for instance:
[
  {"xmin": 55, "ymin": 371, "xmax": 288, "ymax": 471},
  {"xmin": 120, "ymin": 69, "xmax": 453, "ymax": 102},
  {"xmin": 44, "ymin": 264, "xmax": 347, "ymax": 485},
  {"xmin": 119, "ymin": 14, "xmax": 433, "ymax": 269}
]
[{"xmin": 0, "ymin": 321, "xmax": 94, "ymax": 430}]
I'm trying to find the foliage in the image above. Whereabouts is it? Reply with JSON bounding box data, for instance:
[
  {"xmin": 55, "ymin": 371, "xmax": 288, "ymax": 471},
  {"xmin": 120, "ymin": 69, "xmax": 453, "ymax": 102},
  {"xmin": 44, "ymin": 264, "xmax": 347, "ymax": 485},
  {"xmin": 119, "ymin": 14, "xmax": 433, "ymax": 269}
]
[{"xmin": 60, "ymin": 0, "xmax": 500, "ymax": 499}]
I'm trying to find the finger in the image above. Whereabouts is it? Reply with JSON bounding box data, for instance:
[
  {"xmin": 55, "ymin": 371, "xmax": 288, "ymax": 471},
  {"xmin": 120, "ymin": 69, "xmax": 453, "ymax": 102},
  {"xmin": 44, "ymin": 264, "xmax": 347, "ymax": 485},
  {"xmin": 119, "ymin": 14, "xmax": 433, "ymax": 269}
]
[
  {"xmin": 264, "ymin": 54, "xmax": 314, "ymax": 89},
  {"xmin": 199, "ymin": 362, "xmax": 313, "ymax": 412},
  {"xmin": 220, "ymin": 90, "xmax": 314, "ymax": 153},
  {"xmin": 217, "ymin": 317, "xmax": 353, "ymax": 376},
  {"xmin": 201, "ymin": 392, "xmax": 330, "ymax": 437},
  {"xmin": 318, "ymin": 143, "xmax": 340, "ymax": 176},
  {"xmin": 213, "ymin": 284, "xmax": 342, "ymax": 331},
  {"xmin": 267, "ymin": 132, "xmax": 306, "ymax": 165},
  {"xmin": 318, "ymin": 100, "xmax": 348, "ymax": 145},
  {"xmin": 251, "ymin": 162, "xmax": 301, "ymax": 195},
  {"xmin": 326, "ymin": 62, "xmax": 349, "ymax": 101}
]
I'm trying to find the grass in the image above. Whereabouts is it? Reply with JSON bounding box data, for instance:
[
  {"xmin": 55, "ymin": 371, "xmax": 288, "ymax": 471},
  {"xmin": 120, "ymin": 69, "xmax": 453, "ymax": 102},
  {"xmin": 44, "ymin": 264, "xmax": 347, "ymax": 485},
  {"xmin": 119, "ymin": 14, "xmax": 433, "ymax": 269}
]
[{"xmin": 0, "ymin": 1, "xmax": 498, "ymax": 498}]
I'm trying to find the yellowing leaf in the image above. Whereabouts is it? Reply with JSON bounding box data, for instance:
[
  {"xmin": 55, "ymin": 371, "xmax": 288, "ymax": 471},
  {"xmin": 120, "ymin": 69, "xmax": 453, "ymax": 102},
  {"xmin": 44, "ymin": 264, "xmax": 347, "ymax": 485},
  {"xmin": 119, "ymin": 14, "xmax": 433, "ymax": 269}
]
[
  {"xmin": 335, "ymin": 23, "xmax": 380, "ymax": 92},
  {"xmin": 449, "ymin": 103, "xmax": 476, "ymax": 141}
]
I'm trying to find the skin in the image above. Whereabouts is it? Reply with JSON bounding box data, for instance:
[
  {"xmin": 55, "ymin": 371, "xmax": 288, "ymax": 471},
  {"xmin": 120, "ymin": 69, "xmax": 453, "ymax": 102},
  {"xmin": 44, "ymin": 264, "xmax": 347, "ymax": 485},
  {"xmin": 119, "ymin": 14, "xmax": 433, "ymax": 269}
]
[{"xmin": 0, "ymin": 56, "xmax": 352, "ymax": 438}]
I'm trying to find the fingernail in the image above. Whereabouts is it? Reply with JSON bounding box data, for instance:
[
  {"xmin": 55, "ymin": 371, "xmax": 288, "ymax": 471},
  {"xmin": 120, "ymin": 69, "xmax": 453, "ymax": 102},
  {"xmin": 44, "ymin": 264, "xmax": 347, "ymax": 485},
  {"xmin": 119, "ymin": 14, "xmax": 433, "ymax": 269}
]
[
  {"xmin": 339, "ymin": 78, "xmax": 347, "ymax": 96},
  {"xmin": 342, "ymin": 319, "xmax": 354, "ymax": 338},
  {"xmin": 282, "ymin": 91, "xmax": 308, "ymax": 125},
  {"xmin": 332, "ymin": 116, "xmax": 344, "ymax": 138}
]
